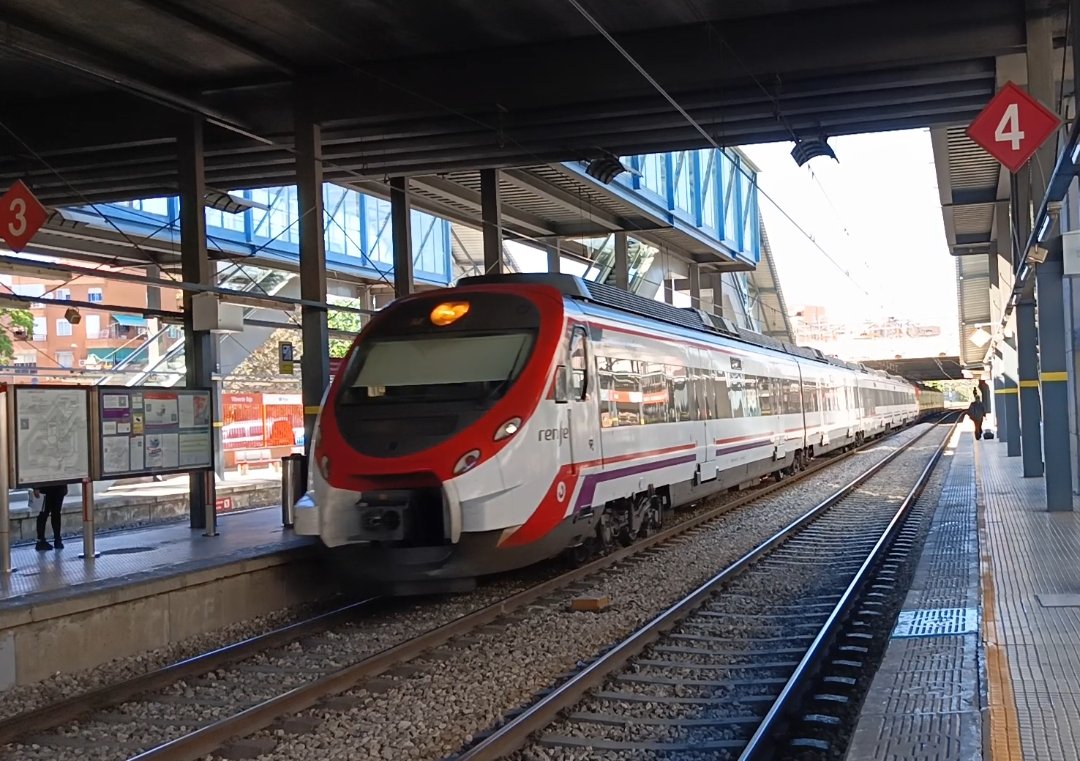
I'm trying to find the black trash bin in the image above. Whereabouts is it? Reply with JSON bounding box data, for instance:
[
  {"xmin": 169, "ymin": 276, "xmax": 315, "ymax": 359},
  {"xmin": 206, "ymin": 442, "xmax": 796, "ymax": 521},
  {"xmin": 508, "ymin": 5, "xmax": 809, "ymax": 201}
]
[{"xmin": 280, "ymin": 453, "xmax": 306, "ymax": 527}]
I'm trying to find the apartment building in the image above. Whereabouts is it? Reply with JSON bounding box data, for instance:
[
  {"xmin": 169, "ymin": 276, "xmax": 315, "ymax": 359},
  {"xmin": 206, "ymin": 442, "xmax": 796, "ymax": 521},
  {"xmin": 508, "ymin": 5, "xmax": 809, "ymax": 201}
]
[{"xmin": 2, "ymin": 268, "xmax": 177, "ymax": 374}]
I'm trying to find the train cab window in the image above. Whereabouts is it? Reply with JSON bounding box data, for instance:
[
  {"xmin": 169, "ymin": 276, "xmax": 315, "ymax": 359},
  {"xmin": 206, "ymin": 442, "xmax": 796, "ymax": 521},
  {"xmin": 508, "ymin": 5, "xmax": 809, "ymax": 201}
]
[{"xmin": 568, "ymin": 327, "xmax": 588, "ymax": 401}]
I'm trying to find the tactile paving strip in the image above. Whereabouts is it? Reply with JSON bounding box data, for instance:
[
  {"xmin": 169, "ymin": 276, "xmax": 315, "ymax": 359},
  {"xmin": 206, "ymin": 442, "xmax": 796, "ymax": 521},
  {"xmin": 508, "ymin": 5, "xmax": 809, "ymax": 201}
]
[
  {"xmin": 979, "ymin": 439, "xmax": 1080, "ymax": 761},
  {"xmin": 892, "ymin": 607, "xmax": 979, "ymax": 638}
]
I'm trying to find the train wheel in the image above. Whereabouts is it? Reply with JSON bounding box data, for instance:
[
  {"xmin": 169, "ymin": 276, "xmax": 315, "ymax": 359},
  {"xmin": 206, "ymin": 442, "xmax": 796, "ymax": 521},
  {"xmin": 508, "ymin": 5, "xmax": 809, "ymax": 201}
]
[{"xmin": 568, "ymin": 543, "xmax": 592, "ymax": 566}]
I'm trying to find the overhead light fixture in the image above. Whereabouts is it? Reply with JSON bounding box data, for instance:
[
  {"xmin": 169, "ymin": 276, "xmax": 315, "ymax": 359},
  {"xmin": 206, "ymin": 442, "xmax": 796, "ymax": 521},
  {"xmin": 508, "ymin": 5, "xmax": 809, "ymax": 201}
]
[
  {"xmin": 585, "ymin": 155, "xmax": 629, "ymax": 185},
  {"xmin": 790, "ymin": 135, "xmax": 838, "ymax": 167},
  {"xmin": 204, "ymin": 189, "xmax": 268, "ymax": 215},
  {"xmin": 969, "ymin": 327, "xmax": 992, "ymax": 347},
  {"xmin": 64, "ymin": 306, "xmax": 81, "ymax": 325},
  {"xmin": 1027, "ymin": 245, "xmax": 1048, "ymax": 265},
  {"xmin": 46, "ymin": 209, "xmax": 87, "ymax": 231}
]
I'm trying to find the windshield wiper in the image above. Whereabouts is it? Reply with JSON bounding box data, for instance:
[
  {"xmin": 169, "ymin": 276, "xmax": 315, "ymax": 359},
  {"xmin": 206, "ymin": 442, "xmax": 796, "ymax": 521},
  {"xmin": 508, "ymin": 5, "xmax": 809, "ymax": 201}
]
[{"xmin": 481, "ymin": 340, "xmax": 529, "ymax": 404}]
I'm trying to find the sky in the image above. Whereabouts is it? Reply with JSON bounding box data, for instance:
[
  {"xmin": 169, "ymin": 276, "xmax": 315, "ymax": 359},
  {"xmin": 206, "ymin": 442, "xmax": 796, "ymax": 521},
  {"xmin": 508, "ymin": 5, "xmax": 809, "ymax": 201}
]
[
  {"xmin": 741, "ymin": 130, "xmax": 958, "ymax": 342},
  {"xmin": 508, "ymin": 128, "xmax": 958, "ymax": 350}
]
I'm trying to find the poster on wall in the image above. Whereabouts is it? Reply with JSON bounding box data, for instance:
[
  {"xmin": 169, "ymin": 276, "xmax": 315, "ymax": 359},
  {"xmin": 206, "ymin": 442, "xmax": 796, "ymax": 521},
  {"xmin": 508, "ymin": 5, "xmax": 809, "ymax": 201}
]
[
  {"xmin": 10, "ymin": 386, "xmax": 92, "ymax": 487},
  {"xmin": 95, "ymin": 387, "xmax": 213, "ymax": 479}
]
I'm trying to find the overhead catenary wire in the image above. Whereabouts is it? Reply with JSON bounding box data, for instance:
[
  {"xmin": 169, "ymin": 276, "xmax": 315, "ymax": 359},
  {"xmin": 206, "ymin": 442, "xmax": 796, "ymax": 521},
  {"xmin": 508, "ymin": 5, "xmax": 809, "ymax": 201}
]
[
  {"xmin": 8, "ymin": 4, "xmax": 862, "ymax": 329},
  {"xmin": 562, "ymin": 0, "xmax": 873, "ymax": 301}
]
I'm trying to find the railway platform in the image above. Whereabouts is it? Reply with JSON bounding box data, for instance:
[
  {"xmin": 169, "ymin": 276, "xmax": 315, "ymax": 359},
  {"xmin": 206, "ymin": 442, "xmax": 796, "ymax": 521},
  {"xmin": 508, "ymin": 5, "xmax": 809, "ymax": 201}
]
[
  {"xmin": 0, "ymin": 507, "xmax": 324, "ymax": 691},
  {"xmin": 847, "ymin": 419, "xmax": 1080, "ymax": 761}
]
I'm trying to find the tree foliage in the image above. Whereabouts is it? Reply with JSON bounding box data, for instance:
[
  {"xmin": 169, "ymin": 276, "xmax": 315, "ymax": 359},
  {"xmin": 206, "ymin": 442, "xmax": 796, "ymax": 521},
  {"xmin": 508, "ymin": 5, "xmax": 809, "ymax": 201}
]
[
  {"xmin": 0, "ymin": 308, "xmax": 34, "ymax": 363},
  {"xmin": 328, "ymin": 297, "xmax": 363, "ymax": 358}
]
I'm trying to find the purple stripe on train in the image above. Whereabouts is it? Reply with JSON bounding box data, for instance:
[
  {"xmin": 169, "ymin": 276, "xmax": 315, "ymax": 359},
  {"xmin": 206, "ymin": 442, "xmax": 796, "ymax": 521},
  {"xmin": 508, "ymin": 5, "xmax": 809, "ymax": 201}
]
[
  {"xmin": 573, "ymin": 453, "xmax": 698, "ymax": 512},
  {"xmin": 715, "ymin": 439, "xmax": 771, "ymax": 457}
]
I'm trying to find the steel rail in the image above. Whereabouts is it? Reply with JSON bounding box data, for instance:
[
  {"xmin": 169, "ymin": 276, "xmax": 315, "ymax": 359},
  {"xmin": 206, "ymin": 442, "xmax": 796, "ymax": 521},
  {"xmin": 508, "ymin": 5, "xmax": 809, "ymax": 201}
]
[
  {"xmin": 0, "ymin": 597, "xmax": 382, "ymax": 745},
  {"xmin": 454, "ymin": 415, "xmax": 956, "ymax": 761},
  {"xmin": 118, "ymin": 423, "xmax": 938, "ymax": 761},
  {"xmin": 739, "ymin": 416, "xmax": 958, "ymax": 760}
]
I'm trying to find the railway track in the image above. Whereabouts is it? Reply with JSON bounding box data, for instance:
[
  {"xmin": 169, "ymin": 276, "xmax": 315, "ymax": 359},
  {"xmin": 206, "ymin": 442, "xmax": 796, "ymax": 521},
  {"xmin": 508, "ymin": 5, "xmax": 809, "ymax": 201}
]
[
  {"xmin": 457, "ymin": 416, "xmax": 958, "ymax": 761},
  {"xmin": 0, "ymin": 420, "xmax": 944, "ymax": 761}
]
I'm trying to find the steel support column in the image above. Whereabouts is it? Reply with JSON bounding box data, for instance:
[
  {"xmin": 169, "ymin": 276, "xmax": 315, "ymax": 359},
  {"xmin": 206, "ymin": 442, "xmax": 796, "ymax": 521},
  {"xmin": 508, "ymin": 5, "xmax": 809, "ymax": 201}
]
[
  {"xmin": 613, "ymin": 232, "xmax": 629, "ymax": 291},
  {"xmin": 663, "ymin": 277, "xmax": 674, "ymax": 305},
  {"xmin": 712, "ymin": 273, "xmax": 724, "ymax": 317},
  {"xmin": 1017, "ymin": 300, "xmax": 1044, "ymax": 475},
  {"xmin": 993, "ymin": 374, "xmax": 1007, "ymax": 440},
  {"xmin": 390, "ymin": 177, "xmax": 413, "ymax": 298},
  {"xmin": 546, "ymin": 241, "xmax": 561, "ymax": 273},
  {"xmin": 480, "ymin": 169, "xmax": 503, "ymax": 275},
  {"xmin": 177, "ymin": 115, "xmax": 216, "ymax": 530},
  {"xmin": 689, "ymin": 263, "xmax": 701, "ymax": 309},
  {"xmin": 1038, "ymin": 247, "xmax": 1073, "ymax": 509},
  {"xmin": 295, "ymin": 102, "xmax": 329, "ymax": 455},
  {"xmin": 1001, "ymin": 335, "xmax": 1022, "ymax": 456}
]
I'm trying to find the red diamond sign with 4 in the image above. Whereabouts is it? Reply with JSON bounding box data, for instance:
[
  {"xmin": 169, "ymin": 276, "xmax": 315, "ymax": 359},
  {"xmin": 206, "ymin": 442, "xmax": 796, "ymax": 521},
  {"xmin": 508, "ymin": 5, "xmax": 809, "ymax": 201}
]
[
  {"xmin": 966, "ymin": 81, "xmax": 1062, "ymax": 174},
  {"xmin": 0, "ymin": 180, "xmax": 47, "ymax": 253}
]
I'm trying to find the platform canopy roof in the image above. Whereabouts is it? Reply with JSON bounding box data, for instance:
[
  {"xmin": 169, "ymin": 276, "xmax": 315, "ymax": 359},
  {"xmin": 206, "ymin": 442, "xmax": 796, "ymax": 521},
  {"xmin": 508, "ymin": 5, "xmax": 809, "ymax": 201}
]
[
  {"xmin": 0, "ymin": 0, "xmax": 1050, "ymax": 207},
  {"xmin": 861, "ymin": 355, "xmax": 968, "ymax": 382}
]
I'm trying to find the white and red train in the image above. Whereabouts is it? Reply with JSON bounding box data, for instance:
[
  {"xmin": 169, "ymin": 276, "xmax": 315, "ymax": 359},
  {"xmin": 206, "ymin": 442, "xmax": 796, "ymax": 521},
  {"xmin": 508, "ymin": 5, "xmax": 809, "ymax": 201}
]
[{"xmin": 296, "ymin": 273, "xmax": 943, "ymax": 593}]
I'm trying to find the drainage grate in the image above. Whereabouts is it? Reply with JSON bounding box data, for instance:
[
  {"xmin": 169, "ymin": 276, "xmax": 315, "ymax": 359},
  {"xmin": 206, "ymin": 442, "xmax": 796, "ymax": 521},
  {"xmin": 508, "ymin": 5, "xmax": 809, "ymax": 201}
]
[
  {"xmin": 891, "ymin": 607, "xmax": 979, "ymax": 638},
  {"xmin": 97, "ymin": 546, "xmax": 154, "ymax": 556}
]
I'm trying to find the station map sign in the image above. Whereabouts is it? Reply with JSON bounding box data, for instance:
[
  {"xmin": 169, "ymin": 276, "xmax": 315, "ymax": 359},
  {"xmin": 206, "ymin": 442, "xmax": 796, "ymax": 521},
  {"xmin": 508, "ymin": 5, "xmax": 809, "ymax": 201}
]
[
  {"xmin": 96, "ymin": 387, "xmax": 213, "ymax": 478},
  {"xmin": 9, "ymin": 385, "xmax": 92, "ymax": 488}
]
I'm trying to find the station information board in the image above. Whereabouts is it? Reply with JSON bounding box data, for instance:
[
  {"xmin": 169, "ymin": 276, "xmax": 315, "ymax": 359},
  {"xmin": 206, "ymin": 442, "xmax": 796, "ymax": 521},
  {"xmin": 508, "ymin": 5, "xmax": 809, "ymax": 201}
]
[
  {"xmin": 9, "ymin": 385, "xmax": 92, "ymax": 487},
  {"xmin": 96, "ymin": 387, "xmax": 213, "ymax": 478}
]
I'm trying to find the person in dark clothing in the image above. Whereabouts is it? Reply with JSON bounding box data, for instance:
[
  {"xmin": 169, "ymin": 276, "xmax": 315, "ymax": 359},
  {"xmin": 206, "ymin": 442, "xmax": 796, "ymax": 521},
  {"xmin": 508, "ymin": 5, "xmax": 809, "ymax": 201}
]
[
  {"xmin": 967, "ymin": 392, "xmax": 986, "ymax": 440},
  {"xmin": 35, "ymin": 483, "xmax": 69, "ymax": 551}
]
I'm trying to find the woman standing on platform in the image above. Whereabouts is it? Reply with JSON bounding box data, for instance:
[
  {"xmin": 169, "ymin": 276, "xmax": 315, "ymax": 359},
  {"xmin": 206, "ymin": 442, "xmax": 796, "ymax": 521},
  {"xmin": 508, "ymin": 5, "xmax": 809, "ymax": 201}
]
[{"xmin": 33, "ymin": 483, "xmax": 69, "ymax": 551}]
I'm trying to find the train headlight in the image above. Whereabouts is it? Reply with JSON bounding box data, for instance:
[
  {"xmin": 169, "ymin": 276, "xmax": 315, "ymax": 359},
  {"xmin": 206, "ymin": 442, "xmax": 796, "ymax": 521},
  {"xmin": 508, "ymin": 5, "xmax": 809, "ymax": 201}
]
[
  {"xmin": 494, "ymin": 417, "xmax": 522, "ymax": 441},
  {"xmin": 430, "ymin": 301, "xmax": 470, "ymax": 326},
  {"xmin": 453, "ymin": 449, "xmax": 481, "ymax": 475}
]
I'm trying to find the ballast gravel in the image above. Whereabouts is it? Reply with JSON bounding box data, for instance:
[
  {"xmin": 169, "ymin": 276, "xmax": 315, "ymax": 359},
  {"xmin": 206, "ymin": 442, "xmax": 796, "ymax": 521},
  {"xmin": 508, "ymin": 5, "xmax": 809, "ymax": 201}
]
[
  {"xmin": 2, "ymin": 424, "xmax": 935, "ymax": 761},
  {"xmin": 226, "ymin": 426, "xmax": 935, "ymax": 761}
]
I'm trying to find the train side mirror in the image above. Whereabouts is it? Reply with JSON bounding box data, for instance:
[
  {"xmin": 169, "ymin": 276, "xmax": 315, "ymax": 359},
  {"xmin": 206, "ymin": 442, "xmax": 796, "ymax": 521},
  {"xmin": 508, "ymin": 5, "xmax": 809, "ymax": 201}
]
[{"xmin": 554, "ymin": 366, "xmax": 568, "ymax": 403}]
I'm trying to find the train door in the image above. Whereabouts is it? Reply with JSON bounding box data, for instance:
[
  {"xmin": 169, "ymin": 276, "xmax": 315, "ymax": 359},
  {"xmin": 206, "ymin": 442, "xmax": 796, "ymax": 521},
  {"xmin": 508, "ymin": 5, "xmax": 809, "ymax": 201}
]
[{"xmin": 562, "ymin": 325, "xmax": 601, "ymax": 472}]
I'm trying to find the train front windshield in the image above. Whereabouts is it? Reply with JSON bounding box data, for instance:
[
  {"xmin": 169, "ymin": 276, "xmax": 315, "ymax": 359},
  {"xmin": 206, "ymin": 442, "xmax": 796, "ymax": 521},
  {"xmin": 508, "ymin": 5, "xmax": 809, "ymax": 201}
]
[{"xmin": 347, "ymin": 332, "xmax": 535, "ymax": 403}]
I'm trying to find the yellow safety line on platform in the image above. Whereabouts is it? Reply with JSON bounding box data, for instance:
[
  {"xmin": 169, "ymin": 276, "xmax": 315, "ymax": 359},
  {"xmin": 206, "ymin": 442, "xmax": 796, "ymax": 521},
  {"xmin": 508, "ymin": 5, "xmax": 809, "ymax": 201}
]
[
  {"xmin": 1019, "ymin": 380, "xmax": 1040, "ymax": 388},
  {"xmin": 975, "ymin": 441, "xmax": 1023, "ymax": 761},
  {"xmin": 995, "ymin": 388, "xmax": 1019, "ymax": 395},
  {"xmin": 1041, "ymin": 371, "xmax": 1068, "ymax": 382},
  {"xmin": 304, "ymin": 406, "xmax": 322, "ymax": 414}
]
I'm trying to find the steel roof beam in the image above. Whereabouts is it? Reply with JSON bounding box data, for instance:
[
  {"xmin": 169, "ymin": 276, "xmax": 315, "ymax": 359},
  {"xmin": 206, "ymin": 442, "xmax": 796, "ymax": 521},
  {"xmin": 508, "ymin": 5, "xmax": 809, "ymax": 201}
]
[
  {"xmin": 409, "ymin": 176, "xmax": 557, "ymax": 237},
  {"xmin": 309, "ymin": 0, "xmax": 1024, "ymax": 122},
  {"xmin": 136, "ymin": 0, "xmax": 295, "ymax": 75},
  {"xmin": 500, "ymin": 170, "xmax": 627, "ymax": 232}
]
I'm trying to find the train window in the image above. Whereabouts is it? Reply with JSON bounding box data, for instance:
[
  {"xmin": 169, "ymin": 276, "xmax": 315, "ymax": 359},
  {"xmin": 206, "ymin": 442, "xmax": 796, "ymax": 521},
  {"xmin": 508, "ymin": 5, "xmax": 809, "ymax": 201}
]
[
  {"xmin": 670, "ymin": 365, "xmax": 690, "ymax": 421},
  {"xmin": 694, "ymin": 367, "xmax": 708, "ymax": 420},
  {"xmin": 610, "ymin": 358, "xmax": 641, "ymax": 425},
  {"xmin": 743, "ymin": 375, "xmax": 761, "ymax": 417},
  {"xmin": 786, "ymin": 380, "xmax": 802, "ymax": 415},
  {"xmin": 642, "ymin": 363, "xmax": 668, "ymax": 425},
  {"xmin": 714, "ymin": 372, "xmax": 733, "ymax": 419},
  {"xmin": 759, "ymin": 375, "xmax": 774, "ymax": 416},
  {"xmin": 727, "ymin": 373, "xmax": 744, "ymax": 418},
  {"xmin": 596, "ymin": 356, "xmax": 615, "ymax": 426},
  {"xmin": 569, "ymin": 327, "xmax": 588, "ymax": 401}
]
